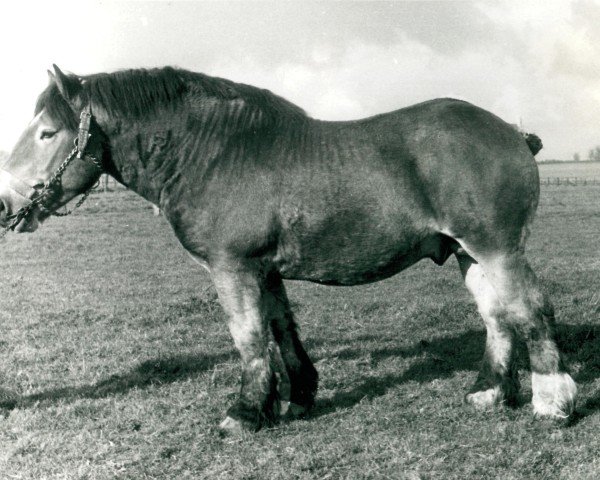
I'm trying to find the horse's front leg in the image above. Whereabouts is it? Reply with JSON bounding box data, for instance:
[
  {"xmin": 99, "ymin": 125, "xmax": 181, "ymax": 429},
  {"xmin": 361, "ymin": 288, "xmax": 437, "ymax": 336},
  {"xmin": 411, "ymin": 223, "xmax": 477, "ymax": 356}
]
[{"xmin": 211, "ymin": 263, "xmax": 282, "ymax": 432}]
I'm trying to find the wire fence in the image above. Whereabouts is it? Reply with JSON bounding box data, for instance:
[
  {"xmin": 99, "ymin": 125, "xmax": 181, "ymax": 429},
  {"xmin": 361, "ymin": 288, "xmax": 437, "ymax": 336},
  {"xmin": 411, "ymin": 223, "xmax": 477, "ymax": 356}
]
[
  {"xmin": 540, "ymin": 177, "xmax": 600, "ymax": 186},
  {"xmin": 94, "ymin": 173, "xmax": 600, "ymax": 193},
  {"xmin": 91, "ymin": 174, "xmax": 127, "ymax": 193},
  {"xmin": 91, "ymin": 175, "xmax": 160, "ymax": 214}
]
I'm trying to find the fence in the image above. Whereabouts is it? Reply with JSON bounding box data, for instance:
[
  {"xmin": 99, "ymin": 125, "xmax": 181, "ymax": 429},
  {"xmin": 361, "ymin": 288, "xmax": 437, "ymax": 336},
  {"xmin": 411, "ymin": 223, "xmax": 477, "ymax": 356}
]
[
  {"xmin": 92, "ymin": 174, "xmax": 160, "ymax": 215},
  {"xmin": 92, "ymin": 174, "xmax": 127, "ymax": 193},
  {"xmin": 540, "ymin": 177, "xmax": 600, "ymax": 186}
]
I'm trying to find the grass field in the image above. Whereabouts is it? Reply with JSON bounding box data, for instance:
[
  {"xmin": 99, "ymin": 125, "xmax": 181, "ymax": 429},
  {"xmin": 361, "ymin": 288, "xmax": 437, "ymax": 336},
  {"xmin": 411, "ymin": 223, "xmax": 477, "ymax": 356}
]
[{"xmin": 0, "ymin": 183, "xmax": 598, "ymax": 479}]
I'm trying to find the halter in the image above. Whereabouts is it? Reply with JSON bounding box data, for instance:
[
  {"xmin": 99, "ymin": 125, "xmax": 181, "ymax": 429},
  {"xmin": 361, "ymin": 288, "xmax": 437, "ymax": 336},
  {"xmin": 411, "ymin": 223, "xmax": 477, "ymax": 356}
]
[{"xmin": 0, "ymin": 106, "xmax": 103, "ymax": 237}]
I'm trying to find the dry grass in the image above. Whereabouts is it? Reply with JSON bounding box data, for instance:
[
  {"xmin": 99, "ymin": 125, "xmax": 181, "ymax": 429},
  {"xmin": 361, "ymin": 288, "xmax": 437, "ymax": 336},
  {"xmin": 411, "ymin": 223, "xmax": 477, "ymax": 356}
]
[{"xmin": 0, "ymin": 185, "xmax": 598, "ymax": 479}]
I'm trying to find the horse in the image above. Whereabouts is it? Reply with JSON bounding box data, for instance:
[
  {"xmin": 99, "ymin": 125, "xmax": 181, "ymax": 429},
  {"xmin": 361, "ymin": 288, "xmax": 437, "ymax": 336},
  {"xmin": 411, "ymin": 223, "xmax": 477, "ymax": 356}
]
[{"xmin": 0, "ymin": 65, "xmax": 576, "ymax": 432}]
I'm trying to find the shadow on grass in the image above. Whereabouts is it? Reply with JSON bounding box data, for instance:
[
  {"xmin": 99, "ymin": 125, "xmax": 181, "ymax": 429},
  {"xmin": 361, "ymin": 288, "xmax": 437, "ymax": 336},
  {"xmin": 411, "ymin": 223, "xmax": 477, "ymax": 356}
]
[
  {"xmin": 310, "ymin": 329, "xmax": 487, "ymax": 417},
  {"xmin": 0, "ymin": 351, "xmax": 236, "ymax": 410},
  {"xmin": 310, "ymin": 323, "xmax": 600, "ymax": 420},
  {"xmin": 556, "ymin": 324, "xmax": 600, "ymax": 421},
  {"xmin": 3, "ymin": 324, "xmax": 600, "ymax": 421}
]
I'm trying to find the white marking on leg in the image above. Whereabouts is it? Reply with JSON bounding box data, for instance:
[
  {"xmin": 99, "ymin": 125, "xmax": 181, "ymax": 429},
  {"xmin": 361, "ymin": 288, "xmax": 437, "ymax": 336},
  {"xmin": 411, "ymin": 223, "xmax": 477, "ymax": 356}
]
[
  {"xmin": 212, "ymin": 268, "xmax": 281, "ymax": 429},
  {"xmin": 531, "ymin": 372, "xmax": 577, "ymax": 419},
  {"xmin": 219, "ymin": 416, "xmax": 244, "ymax": 433},
  {"xmin": 478, "ymin": 254, "xmax": 578, "ymax": 419},
  {"xmin": 465, "ymin": 386, "xmax": 503, "ymax": 409},
  {"xmin": 461, "ymin": 258, "xmax": 513, "ymax": 374}
]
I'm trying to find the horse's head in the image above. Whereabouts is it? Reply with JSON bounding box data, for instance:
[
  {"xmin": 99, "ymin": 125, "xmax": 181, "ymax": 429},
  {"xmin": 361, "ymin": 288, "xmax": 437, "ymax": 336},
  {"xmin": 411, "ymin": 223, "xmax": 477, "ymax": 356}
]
[{"xmin": 0, "ymin": 65, "xmax": 104, "ymax": 233}]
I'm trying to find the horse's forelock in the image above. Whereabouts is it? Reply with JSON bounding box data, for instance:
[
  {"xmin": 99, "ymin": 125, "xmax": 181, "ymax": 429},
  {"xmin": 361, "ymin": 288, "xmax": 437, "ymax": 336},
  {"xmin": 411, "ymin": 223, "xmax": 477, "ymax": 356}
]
[{"xmin": 34, "ymin": 83, "xmax": 79, "ymax": 130}]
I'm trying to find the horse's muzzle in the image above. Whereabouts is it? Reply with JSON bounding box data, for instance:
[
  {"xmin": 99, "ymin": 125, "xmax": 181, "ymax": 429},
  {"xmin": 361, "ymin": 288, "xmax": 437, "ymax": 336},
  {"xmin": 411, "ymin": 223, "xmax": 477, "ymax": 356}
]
[{"xmin": 0, "ymin": 170, "xmax": 42, "ymax": 232}]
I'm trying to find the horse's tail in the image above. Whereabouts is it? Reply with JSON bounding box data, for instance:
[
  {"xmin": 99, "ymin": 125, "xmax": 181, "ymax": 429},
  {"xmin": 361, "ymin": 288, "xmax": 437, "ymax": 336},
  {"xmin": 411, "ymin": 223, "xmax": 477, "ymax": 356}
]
[{"xmin": 522, "ymin": 132, "xmax": 543, "ymax": 156}]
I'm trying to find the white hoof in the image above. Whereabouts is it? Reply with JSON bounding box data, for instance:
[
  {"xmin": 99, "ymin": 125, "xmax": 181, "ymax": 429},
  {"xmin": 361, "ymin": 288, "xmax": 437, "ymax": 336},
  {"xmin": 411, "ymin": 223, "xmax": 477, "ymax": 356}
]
[
  {"xmin": 465, "ymin": 386, "xmax": 503, "ymax": 409},
  {"xmin": 218, "ymin": 416, "xmax": 244, "ymax": 434},
  {"xmin": 280, "ymin": 401, "xmax": 309, "ymax": 419},
  {"xmin": 531, "ymin": 372, "xmax": 577, "ymax": 419}
]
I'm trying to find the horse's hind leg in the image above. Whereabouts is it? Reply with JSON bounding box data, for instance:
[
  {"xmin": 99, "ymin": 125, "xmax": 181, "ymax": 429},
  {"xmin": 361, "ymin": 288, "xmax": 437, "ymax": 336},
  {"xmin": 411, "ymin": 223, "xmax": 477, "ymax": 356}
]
[
  {"xmin": 469, "ymin": 251, "xmax": 576, "ymax": 418},
  {"xmin": 211, "ymin": 264, "xmax": 282, "ymax": 432},
  {"xmin": 457, "ymin": 254, "xmax": 519, "ymax": 407},
  {"xmin": 263, "ymin": 271, "xmax": 318, "ymax": 416}
]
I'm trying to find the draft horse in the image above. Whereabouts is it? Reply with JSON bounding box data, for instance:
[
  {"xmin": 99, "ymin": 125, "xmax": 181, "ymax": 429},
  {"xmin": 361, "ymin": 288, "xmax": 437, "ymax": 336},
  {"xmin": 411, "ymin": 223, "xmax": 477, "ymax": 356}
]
[{"xmin": 0, "ymin": 65, "xmax": 576, "ymax": 432}]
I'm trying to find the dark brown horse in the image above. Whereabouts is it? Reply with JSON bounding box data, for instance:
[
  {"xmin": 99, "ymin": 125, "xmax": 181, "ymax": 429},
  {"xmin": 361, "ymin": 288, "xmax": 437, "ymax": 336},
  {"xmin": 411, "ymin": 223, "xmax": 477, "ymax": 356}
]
[{"xmin": 0, "ymin": 65, "xmax": 576, "ymax": 432}]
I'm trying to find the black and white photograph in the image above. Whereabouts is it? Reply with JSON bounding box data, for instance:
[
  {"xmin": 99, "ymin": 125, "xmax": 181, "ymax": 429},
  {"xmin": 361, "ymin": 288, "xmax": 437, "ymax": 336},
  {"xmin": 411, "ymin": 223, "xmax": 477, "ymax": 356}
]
[{"xmin": 0, "ymin": 1, "xmax": 598, "ymax": 478}]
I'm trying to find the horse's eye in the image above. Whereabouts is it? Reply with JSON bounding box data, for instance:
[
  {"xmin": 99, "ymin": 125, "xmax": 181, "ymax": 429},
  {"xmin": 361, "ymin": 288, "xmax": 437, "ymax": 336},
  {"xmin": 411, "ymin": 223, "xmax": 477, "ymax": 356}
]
[{"xmin": 40, "ymin": 130, "xmax": 57, "ymax": 140}]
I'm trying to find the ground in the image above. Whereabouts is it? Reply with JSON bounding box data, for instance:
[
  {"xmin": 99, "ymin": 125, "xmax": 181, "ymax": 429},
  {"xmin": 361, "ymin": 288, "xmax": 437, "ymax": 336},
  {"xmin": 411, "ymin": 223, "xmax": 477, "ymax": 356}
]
[{"xmin": 0, "ymin": 165, "xmax": 598, "ymax": 478}]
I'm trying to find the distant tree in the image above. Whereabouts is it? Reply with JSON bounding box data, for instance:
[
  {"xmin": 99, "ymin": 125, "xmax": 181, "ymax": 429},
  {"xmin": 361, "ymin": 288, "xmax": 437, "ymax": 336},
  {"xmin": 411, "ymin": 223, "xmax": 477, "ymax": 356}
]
[
  {"xmin": 589, "ymin": 146, "xmax": 600, "ymax": 162},
  {"xmin": 573, "ymin": 152, "xmax": 581, "ymax": 162}
]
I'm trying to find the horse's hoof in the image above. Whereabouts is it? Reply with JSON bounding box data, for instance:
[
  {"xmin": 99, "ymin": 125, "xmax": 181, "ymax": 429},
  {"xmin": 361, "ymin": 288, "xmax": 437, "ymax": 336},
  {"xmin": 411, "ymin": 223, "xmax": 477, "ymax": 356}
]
[
  {"xmin": 221, "ymin": 401, "xmax": 274, "ymax": 433},
  {"xmin": 531, "ymin": 372, "xmax": 577, "ymax": 419},
  {"xmin": 218, "ymin": 416, "xmax": 246, "ymax": 435},
  {"xmin": 465, "ymin": 386, "xmax": 504, "ymax": 410},
  {"xmin": 280, "ymin": 401, "xmax": 310, "ymax": 420}
]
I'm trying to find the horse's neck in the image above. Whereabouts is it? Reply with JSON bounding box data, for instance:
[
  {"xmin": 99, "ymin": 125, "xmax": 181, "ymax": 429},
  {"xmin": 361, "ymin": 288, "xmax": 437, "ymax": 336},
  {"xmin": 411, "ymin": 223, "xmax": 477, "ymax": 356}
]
[
  {"xmin": 105, "ymin": 105, "xmax": 317, "ymax": 206},
  {"xmin": 103, "ymin": 108, "xmax": 264, "ymax": 205},
  {"xmin": 103, "ymin": 113, "xmax": 185, "ymax": 205}
]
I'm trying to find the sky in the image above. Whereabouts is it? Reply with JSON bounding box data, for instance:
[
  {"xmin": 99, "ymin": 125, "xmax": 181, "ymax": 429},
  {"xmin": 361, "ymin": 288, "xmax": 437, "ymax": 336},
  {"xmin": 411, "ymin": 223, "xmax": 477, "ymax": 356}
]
[{"xmin": 0, "ymin": 0, "xmax": 599, "ymax": 161}]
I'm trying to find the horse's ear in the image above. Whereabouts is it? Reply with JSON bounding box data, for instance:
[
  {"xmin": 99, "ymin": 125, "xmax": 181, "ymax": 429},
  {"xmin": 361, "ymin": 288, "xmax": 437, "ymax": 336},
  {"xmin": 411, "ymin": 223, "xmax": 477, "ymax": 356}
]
[
  {"xmin": 47, "ymin": 69, "xmax": 55, "ymax": 84},
  {"xmin": 52, "ymin": 64, "xmax": 82, "ymax": 102}
]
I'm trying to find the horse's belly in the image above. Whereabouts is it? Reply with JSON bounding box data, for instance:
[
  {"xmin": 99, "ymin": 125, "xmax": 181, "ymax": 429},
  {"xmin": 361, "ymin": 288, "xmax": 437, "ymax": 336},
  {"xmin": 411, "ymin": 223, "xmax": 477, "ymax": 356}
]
[
  {"xmin": 274, "ymin": 231, "xmax": 451, "ymax": 286},
  {"xmin": 278, "ymin": 253, "xmax": 418, "ymax": 285}
]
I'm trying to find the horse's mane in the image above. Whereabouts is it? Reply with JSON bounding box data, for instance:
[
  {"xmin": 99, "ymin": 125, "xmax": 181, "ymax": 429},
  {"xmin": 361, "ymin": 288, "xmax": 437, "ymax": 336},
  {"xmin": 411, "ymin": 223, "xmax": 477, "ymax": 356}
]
[{"xmin": 35, "ymin": 66, "xmax": 307, "ymax": 130}]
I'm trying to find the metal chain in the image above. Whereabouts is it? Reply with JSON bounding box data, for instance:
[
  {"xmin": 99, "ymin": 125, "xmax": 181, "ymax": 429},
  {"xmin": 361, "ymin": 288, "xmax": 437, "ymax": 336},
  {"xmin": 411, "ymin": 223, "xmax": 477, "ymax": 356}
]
[
  {"xmin": 45, "ymin": 183, "xmax": 96, "ymax": 217},
  {"xmin": 0, "ymin": 142, "xmax": 102, "ymax": 238}
]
